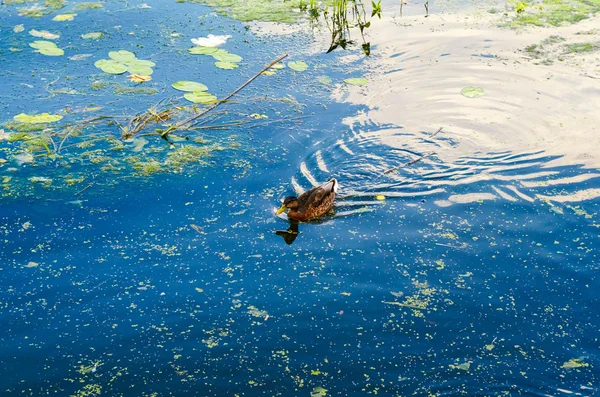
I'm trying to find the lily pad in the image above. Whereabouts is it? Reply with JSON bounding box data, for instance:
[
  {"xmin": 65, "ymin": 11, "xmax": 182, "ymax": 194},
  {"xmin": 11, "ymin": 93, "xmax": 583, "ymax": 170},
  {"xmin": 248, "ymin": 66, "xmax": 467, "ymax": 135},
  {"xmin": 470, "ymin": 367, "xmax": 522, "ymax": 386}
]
[
  {"xmin": 184, "ymin": 91, "xmax": 218, "ymax": 104},
  {"xmin": 189, "ymin": 46, "xmax": 219, "ymax": 55},
  {"xmin": 271, "ymin": 62, "xmax": 286, "ymax": 70},
  {"xmin": 215, "ymin": 61, "xmax": 238, "ymax": 70},
  {"xmin": 126, "ymin": 64, "xmax": 153, "ymax": 76},
  {"xmin": 29, "ymin": 40, "xmax": 58, "ymax": 49},
  {"xmin": 172, "ymin": 81, "xmax": 208, "ymax": 92},
  {"xmin": 212, "ymin": 52, "xmax": 242, "ymax": 63},
  {"xmin": 14, "ymin": 25, "xmax": 25, "ymax": 33},
  {"xmin": 81, "ymin": 32, "xmax": 104, "ymax": 40},
  {"xmin": 29, "ymin": 29, "xmax": 59, "ymax": 40},
  {"xmin": 38, "ymin": 47, "xmax": 64, "ymax": 56},
  {"xmin": 125, "ymin": 59, "xmax": 156, "ymax": 67},
  {"xmin": 108, "ymin": 50, "xmax": 136, "ymax": 63},
  {"xmin": 288, "ymin": 61, "xmax": 308, "ymax": 71},
  {"xmin": 14, "ymin": 113, "xmax": 63, "ymax": 124},
  {"xmin": 344, "ymin": 77, "xmax": 368, "ymax": 85},
  {"xmin": 461, "ymin": 86, "xmax": 485, "ymax": 98},
  {"xmin": 95, "ymin": 59, "xmax": 128, "ymax": 74},
  {"xmin": 53, "ymin": 14, "xmax": 76, "ymax": 21},
  {"xmin": 318, "ymin": 76, "xmax": 332, "ymax": 84}
]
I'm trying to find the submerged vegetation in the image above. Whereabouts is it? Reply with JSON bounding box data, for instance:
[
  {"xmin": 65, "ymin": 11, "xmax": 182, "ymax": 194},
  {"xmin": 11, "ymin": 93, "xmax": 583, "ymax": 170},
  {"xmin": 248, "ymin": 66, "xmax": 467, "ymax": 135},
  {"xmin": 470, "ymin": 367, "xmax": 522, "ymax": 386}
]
[{"xmin": 508, "ymin": 0, "xmax": 600, "ymax": 27}]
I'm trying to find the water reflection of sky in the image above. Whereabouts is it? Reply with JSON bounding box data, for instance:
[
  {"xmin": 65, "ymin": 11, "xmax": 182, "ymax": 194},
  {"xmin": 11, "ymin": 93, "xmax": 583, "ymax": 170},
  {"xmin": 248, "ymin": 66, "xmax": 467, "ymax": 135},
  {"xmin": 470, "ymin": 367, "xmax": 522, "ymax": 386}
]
[{"xmin": 1, "ymin": 1, "xmax": 599, "ymax": 396}]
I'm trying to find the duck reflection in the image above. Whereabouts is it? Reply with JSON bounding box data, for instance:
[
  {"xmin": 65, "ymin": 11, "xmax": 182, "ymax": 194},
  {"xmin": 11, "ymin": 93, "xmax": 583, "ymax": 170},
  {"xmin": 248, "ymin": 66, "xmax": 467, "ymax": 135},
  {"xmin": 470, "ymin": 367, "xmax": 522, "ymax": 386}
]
[{"xmin": 275, "ymin": 220, "xmax": 300, "ymax": 245}]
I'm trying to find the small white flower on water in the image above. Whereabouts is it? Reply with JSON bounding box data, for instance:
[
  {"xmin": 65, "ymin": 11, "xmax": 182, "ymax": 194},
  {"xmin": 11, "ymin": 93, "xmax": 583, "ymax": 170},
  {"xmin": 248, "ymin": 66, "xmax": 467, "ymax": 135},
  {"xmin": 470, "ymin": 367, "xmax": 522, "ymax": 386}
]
[{"xmin": 191, "ymin": 34, "xmax": 231, "ymax": 47}]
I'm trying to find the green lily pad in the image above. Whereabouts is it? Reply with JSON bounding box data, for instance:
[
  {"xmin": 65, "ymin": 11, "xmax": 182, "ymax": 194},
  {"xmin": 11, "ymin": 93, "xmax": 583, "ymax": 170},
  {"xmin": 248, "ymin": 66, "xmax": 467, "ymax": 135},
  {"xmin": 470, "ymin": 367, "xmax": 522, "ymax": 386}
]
[
  {"xmin": 212, "ymin": 52, "xmax": 242, "ymax": 63},
  {"xmin": 215, "ymin": 61, "xmax": 238, "ymax": 70},
  {"xmin": 189, "ymin": 46, "xmax": 219, "ymax": 55},
  {"xmin": 288, "ymin": 61, "xmax": 308, "ymax": 71},
  {"xmin": 53, "ymin": 14, "xmax": 76, "ymax": 21},
  {"xmin": 95, "ymin": 59, "xmax": 128, "ymax": 74},
  {"xmin": 108, "ymin": 50, "xmax": 136, "ymax": 63},
  {"xmin": 29, "ymin": 40, "xmax": 58, "ymax": 49},
  {"xmin": 184, "ymin": 91, "xmax": 218, "ymax": 104},
  {"xmin": 38, "ymin": 47, "xmax": 64, "ymax": 56},
  {"xmin": 172, "ymin": 81, "xmax": 208, "ymax": 92},
  {"xmin": 81, "ymin": 32, "xmax": 104, "ymax": 40},
  {"xmin": 125, "ymin": 59, "xmax": 156, "ymax": 67},
  {"xmin": 14, "ymin": 113, "xmax": 63, "ymax": 124},
  {"xmin": 461, "ymin": 86, "xmax": 485, "ymax": 98},
  {"xmin": 127, "ymin": 64, "xmax": 153, "ymax": 76},
  {"xmin": 211, "ymin": 48, "xmax": 230, "ymax": 56},
  {"xmin": 271, "ymin": 62, "xmax": 286, "ymax": 70},
  {"xmin": 318, "ymin": 76, "xmax": 332, "ymax": 84},
  {"xmin": 344, "ymin": 77, "xmax": 368, "ymax": 85},
  {"xmin": 14, "ymin": 25, "xmax": 25, "ymax": 33}
]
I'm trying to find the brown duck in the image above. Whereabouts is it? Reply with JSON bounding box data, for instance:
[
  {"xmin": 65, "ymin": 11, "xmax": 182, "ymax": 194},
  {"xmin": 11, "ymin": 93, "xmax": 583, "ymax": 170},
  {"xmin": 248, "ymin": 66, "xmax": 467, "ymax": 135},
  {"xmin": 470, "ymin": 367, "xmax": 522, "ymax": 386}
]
[{"xmin": 276, "ymin": 178, "xmax": 338, "ymax": 221}]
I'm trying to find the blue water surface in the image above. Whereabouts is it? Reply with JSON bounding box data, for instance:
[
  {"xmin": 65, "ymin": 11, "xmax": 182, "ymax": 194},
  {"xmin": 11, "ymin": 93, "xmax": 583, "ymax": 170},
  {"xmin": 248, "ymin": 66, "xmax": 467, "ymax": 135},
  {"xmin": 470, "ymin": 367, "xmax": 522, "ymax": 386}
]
[{"xmin": 1, "ymin": 1, "xmax": 599, "ymax": 396}]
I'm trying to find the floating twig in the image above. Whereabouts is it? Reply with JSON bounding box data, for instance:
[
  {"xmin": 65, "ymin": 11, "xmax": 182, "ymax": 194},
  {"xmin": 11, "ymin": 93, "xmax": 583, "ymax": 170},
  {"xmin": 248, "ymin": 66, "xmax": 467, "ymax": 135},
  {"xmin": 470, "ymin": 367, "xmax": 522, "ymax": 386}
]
[
  {"xmin": 165, "ymin": 53, "xmax": 290, "ymax": 136},
  {"xmin": 75, "ymin": 183, "xmax": 94, "ymax": 196},
  {"xmin": 383, "ymin": 152, "xmax": 436, "ymax": 174},
  {"xmin": 430, "ymin": 127, "xmax": 443, "ymax": 138}
]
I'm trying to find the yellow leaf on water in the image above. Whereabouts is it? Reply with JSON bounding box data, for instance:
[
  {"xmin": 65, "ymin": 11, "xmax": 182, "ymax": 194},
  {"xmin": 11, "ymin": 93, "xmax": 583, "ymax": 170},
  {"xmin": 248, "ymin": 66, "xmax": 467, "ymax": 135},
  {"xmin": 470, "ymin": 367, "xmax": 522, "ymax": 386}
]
[
  {"xmin": 375, "ymin": 195, "xmax": 386, "ymax": 200},
  {"xmin": 340, "ymin": 292, "xmax": 351, "ymax": 296},
  {"xmin": 195, "ymin": 287, "xmax": 203, "ymax": 293},
  {"xmin": 127, "ymin": 74, "xmax": 152, "ymax": 83}
]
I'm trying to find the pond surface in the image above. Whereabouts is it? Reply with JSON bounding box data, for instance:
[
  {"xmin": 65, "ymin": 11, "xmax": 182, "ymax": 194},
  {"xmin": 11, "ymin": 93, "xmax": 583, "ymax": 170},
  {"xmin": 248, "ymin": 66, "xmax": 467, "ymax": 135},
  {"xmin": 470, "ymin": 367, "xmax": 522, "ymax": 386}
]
[{"xmin": 1, "ymin": 0, "xmax": 599, "ymax": 396}]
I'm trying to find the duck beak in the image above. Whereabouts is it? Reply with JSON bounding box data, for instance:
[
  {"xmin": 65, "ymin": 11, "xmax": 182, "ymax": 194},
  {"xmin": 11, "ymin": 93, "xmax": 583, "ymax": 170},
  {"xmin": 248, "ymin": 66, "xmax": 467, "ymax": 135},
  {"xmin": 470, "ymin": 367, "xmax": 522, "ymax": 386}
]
[{"xmin": 276, "ymin": 204, "xmax": 287, "ymax": 215}]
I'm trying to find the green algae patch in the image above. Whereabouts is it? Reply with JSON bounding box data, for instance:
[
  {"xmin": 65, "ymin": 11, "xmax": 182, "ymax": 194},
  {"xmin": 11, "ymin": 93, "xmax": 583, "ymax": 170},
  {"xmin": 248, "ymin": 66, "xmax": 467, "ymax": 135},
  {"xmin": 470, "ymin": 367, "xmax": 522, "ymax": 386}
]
[
  {"xmin": 74, "ymin": 2, "xmax": 103, "ymax": 11},
  {"xmin": 14, "ymin": 113, "xmax": 63, "ymax": 124},
  {"xmin": 132, "ymin": 159, "xmax": 163, "ymax": 176},
  {"xmin": 563, "ymin": 42, "xmax": 599, "ymax": 53},
  {"xmin": 508, "ymin": 0, "xmax": 600, "ymax": 28},
  {"xmin": 179, "ymin": 0, "xmax": 304, "ymax": 23},
  {"xmin": 113, "ymin": 85, "xmax": 158, "ymax": 95},
  {"xmin": 165, "ymin": 145, "xmax": 222, "ymax": 169}
]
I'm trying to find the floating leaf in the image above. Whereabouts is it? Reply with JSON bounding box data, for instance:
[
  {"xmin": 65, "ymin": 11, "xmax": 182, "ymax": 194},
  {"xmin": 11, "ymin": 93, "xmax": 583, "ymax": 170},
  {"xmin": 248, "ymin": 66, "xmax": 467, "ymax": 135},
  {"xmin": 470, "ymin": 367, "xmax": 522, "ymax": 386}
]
[
  {"xmin": 344, "ymin": 77, "xmax": 368, "ymax": 85},
  {"xmin": 184, "ymin": 91, "xmax": 218, "ymax": 104},
  {"xmin": 38, "ymin": 47, "xmax": 64, "ymax": 56},
  {"xmin": 288, "ymin": 61, "xmax": 308, "ymax": 71},
  {"xmin": 271, "ymin": 62, "xmax": 286, "ymax": 70},
  {"xmin": 562, "ymin": 358, "xmax": 589, "ymax": 369},
  {"xmin": 125, "ymin": 59, "xmax": 156, "ymax": 67},
  {"xmin": 29, "ymin": 29, "xmax": 59, "ymax": 39},
  {"xmin": 108, "ymin": 50, "xmax": 136, "ymax": 63},
  {"xmin": 261, "ymin": 70, "xmax": 275, "ymax": 76},
  {"xmin": 81, "ymin": 32, "xmax": 103, "ymax": 40},
  {"xmin": 172, "ymin": 81, "xmax": 208, "ymax": 92},
  {"xmin": 95, "ymin": 59, "xmax": 128, "ymax": 74},
  {"xmin": 53, "ymin": 14, "xmax": 77, "ymax": 21},
  {"xmin": 461, "ymin": 86, "xmax": 485, "ymax": 98},
  {"xmin": 127, "ymin": 74, "xmax": 152, "ymax": 83},
  {"xmin": 212, "ymin": 52, "xmax": 242, "ymax": 63},
  {"xmin": 215, "ymin": 61, "xmax": 238, "ymax": 70},
  {"xmin": 375, "ymin": 195, "xmax": 386, "ymax": 200},
  {"xmin": 189, "ymin": 46, "xmax": 219, "ymax": 55},
  {"xmin": 311, "ymin": 387, "xmax": 328, "ymax": 397},
  {"xmin": 318, "ymin": 76, "xmax": 332, "ymax": 84},
  {"xmin": 14, "ymin": 113, "xmax": 63, "ymax": 124},
  {"xmin": 126, "ymin": 64, "xmax": 153, "ymax": 76},
  {"xmin": 449, "ymin": 362, "xmax": 471, "ymax": 371},
  {"xmin": 14, "ymin": 25, "xmax": 25, "ymax": 33},
  {"xmin": 29, "ymin": 40, "xmax": 58, "ymax": 49}
]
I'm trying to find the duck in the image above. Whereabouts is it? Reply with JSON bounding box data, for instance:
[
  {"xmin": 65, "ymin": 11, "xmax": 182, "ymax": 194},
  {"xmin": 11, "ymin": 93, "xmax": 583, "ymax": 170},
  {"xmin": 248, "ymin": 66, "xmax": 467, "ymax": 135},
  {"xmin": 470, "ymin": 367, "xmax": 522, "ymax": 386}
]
[{"xmin": 276, "ymin": 178, "xmax": 338, "ymax": 221}]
